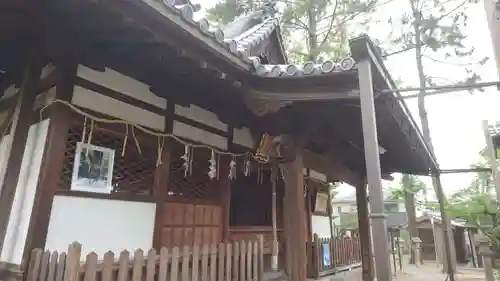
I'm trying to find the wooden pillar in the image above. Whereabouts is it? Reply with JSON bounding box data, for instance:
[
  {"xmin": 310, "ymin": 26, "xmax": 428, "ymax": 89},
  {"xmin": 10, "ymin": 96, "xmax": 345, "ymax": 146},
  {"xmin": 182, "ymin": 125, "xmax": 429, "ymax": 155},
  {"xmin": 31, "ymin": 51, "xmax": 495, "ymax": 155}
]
[
  {"xmin": 270, "ymin": 163, "xmax": 279, "ymax": 271},
  {"xmin": 0, "ymin": 52, "xmax": 43, "ymax": 255},
  {"xmin": 218, "ymin": 155, "xmax": 231, "ymax": 242},
  {"xmin": 326, "ymin": 183, "xmax": 334, "ymax": 240},
  {"xmin": 279, "ymin": 139, "xmax": 307, "ymax": 281},
  {"xmin": 152, "ymin": 103, "xmax": 174, "ymax": 250},
  {"xmin": 358, "ymin": 59, "xmax": 391, "ymax": 281},
  {"xmin": 356, "ymin": 184, "xmax": 374, "ymax": 281},
  {"xmin": 21, "ymin": 63, "xmax": 76, "ymax": 262}
]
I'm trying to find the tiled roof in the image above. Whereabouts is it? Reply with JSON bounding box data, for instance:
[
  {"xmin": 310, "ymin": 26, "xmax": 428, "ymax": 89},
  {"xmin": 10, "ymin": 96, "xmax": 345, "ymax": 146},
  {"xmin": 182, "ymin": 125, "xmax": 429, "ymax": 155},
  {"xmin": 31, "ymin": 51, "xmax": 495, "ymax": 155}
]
[{"xmin": 160, "ymin": 0, "xmax": 357, "ymax": 77}]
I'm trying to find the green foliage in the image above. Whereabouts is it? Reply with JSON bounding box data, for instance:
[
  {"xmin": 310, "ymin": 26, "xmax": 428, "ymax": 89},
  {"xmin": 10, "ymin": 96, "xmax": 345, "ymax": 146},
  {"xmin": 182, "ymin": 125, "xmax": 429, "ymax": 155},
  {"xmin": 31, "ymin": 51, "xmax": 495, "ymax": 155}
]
[
  {"xmin": 441, "ymin": 148, "xmax": 499, "ymax": 232},
  {"xmin": 379, "ymin": 0, "xmax": 486, "ymax": 89},
  {"xmin": 387, "ymin": 174, "xmax": 426, "ymax": 201},
  {"xmin": 205, "ymin": 0, "xmax": 377, "ymax": 63}
]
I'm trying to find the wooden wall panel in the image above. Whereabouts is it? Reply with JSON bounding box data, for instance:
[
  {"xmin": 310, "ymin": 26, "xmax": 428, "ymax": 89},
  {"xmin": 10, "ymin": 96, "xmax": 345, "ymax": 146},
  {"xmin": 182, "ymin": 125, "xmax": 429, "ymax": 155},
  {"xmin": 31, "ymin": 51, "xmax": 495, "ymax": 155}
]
[{"xmin": 160, "ymin": 203, "xmax": 222, "ymax": 247}]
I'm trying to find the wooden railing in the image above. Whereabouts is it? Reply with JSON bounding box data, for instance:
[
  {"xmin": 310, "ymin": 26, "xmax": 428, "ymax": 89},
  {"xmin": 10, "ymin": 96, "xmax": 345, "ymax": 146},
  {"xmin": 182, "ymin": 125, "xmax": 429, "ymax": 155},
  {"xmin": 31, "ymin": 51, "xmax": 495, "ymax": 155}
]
[
  {"xmin": 308, "ymin": 234, "xmax": 361, "ymax": 279},
  {"xmin": 23, "ymin": 237, "xmax": 264, "ymax": 281},
  {"xmin": 229, "ymin": 226, "xmax": 284, "ymax": 255}
]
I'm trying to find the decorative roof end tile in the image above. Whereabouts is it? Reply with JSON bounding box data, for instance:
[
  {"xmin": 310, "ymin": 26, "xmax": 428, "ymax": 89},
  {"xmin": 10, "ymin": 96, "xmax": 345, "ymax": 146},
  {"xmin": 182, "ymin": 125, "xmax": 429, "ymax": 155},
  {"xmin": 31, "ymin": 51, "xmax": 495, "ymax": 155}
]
[
  {"xmin": 339, "ymin": 57, "xmax": 356, "ymax": 71},
  {"xmin": 320, "ymin": 60, "xmax": 335, "ymax": 73},
  {"xmin": 175, "ymin": 4, "xmax": 194, "ymax": 20}
]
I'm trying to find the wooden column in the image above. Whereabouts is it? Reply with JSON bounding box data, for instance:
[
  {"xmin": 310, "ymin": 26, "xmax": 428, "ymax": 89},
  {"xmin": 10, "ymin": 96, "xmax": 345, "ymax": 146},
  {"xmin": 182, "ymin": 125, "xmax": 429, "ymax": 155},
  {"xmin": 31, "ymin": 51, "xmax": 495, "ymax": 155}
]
[
  {"xmin": 279, "ymin": 139, "xmax": 307, "ymax": 281},
  {"xmin": 326, "ymin": 184, "xmax": 334, "ymax": 240},
  {"xmin": 152, "ymin": 102, "xmax": 174, "ymax": 250},
  {"xmin": 270, "ymin": 163, "xmax": 279, "ymax": 271},
  {"xmin": 218, "ymin": 155, "xmax": 231, "ymax": 242},
  {"xmin": 0, "ymin": 52, "xmax": 43, "ymax": 254},
  {"xmin": 356, "ymin": 183, "xmax": 374, "ymax": 281},
  {"xmin": 358, "ymin": 59, "xmax": 391, "ymax": 281},
  {"xmin": 21, "ymin": 63, "xmax": 76, "ymax": 262}
]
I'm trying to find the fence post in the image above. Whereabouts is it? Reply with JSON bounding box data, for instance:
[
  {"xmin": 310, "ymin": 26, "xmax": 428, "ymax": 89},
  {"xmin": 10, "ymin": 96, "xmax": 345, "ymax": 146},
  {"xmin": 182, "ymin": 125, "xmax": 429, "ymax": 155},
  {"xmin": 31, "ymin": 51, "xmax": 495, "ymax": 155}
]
[
  {"xmin": 257, "ymin": 235, "xmax": 264, "ymax": 281},
  {"xmin": 476, "ymin": 234, "xmax": 495, "ymax": 281},
  {"xmin": 313, "ymin": 234, "xmax": 320, "ymax": 279},
  {"xmin": 65, "ymin": 242, "xmax": 82, "ymax": 281},
  {"xmin": 411, "ymin": 237, "xmax": 422, "ymax": 268}
]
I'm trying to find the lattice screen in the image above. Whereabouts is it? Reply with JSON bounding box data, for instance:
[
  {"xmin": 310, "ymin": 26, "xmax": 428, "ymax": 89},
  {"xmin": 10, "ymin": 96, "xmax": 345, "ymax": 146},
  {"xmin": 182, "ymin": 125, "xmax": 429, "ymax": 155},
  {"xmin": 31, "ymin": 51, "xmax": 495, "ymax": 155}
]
[
  {"xmin": 168, "ymin": 143, "xmax": 216, "ymax": 200},
  {"xmin": 59, "ymin": 124, "xmax": 158, "ymax": 195}
]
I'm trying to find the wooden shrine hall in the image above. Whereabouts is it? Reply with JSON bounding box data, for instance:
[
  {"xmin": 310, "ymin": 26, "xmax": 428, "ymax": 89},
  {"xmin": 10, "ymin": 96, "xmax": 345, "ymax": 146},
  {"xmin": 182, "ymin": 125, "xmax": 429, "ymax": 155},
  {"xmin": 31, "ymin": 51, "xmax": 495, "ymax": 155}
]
[{"xmin": 0, "ymin": 1, "xmax": 438, "ymax": 281}]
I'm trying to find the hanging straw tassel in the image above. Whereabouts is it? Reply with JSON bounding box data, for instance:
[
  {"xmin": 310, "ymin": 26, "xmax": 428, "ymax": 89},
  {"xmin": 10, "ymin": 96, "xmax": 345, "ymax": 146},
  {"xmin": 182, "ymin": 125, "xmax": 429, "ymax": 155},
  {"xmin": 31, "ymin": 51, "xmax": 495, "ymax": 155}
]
[
  {"xmin": 81, "ymin": 116, "xmax": 88, "ymax": 143},
  {"xmin": 156, "ymin": 136, "xmax": 165, "ymax": 167},
  {"xmin": 122, "ymin": 124, "xmax": 129, "ymax": 157},
  {"xmin": 131, "ymin": 126, "xmax": 142, "ymax": 155}
]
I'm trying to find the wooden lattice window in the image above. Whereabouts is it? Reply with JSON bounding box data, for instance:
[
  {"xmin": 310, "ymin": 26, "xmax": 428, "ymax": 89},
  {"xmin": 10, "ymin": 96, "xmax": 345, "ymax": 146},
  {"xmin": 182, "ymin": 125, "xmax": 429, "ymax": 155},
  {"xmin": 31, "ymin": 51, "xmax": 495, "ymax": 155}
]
[
  {"xmin": 59, "ymin": 124, "xmax": 158, "ymax": 195},
  {"xmin": 167, "ymin": 142, "xmax": 216, "ymax": 201}
]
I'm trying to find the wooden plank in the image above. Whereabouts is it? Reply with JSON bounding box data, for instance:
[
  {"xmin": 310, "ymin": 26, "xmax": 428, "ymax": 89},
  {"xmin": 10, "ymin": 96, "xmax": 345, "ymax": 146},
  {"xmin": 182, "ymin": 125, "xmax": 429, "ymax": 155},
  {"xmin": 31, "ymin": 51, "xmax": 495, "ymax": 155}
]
[
  {"xmin": 252, "ymin": 241, "xmax": 258, "ymax": 281},
  {"xmin": 258, "ymin": 235, "xmax": 264, "ymax": 281},
  {"xmin": 39, "ymin": 250, "xmax": 51, "ymax": 281},
  {"xmin": 66, "ymin": 242, "xmax": 82, "ymax": 281},
  {"xmin": 159, "ymin": 247, "xmax": 170, "ymax": 281},
  {"xmin": 117, "ymin": 250, "xmax": 130, "ymax": 281},
  {"xmin": 218, "ymin": 243, "xmax": 225, "ymax": 281},
  {"xmin": 246, "ymin": 241, "xmax": 252, "ymax": 281},
  {"xmin": 47, "ymin": 251, "xmax": 58, "ymax": 281},
  {"xmin": 209, "ymin": 244, "xmax": 217, "ymax": 281},
  {"xmin": 239, "ymin": 240, "xmax": 245, "ymax": 281},
  {"xmin": 192, "ymin": 244, "xmax": 200, "ymax": 281},
  {"xmin": 170, "ymin": 247, "xmax": 180, "ymax": 281},
  {"xmin": 132, "ymin": 249, "xmax": 144, "ymax": 281},
  {"xmin": 83, "ymin": 252, "xmax": 98, "ymax": 281},
  {"xmin": 26, "ymin": 248, "xmax": 42, "ymax": 281},
  {"xmin": 54, "ymin": 252, "xmax": 66, "ymax": 281},
  {"xmin": 182, "ymin": 246, "xmax": 190, "ymax": 281},
  {"xmin": 146, "ymin": 249, "xmax": 156, "ymax": 281},
  {"xmin": 225, "ymin": 243, "xmax": 232, "ymax": 281},
  {"xmin": 201, "ymin": 244, "xmax": 209, "ymax": 281},
  {"xmin": 232, "ymin": 241, "xmax": 239, "ymax": 281},
  {"xmin": 102, "ymin": 251, "xmax": 114, "ymax": 281}
]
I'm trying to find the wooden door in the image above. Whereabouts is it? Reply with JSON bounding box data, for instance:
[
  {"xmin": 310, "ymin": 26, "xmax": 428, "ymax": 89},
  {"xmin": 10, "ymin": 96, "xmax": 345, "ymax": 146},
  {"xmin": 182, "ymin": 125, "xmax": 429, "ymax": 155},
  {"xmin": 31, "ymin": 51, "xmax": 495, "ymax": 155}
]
[{"xmin": 161, "ymin": 202, "xmax": 222, "ymax": 247}]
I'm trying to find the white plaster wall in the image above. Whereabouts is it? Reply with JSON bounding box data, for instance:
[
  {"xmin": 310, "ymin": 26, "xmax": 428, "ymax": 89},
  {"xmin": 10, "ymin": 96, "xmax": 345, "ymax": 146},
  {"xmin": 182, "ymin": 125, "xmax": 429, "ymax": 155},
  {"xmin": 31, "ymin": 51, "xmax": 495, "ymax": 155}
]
[
  {"xmin": 233, "ymin": 127, "xmax": 254, "ymax": 148},
  {"xmin": 173, "ymin": 121, "xmax": 228, "ymax": 150},
  {"xmin": 46, "ymin": 196, "xmax": 156, "ymax": 259},
  {"xmin": 175, "ymin": 104, "xmax": 228, "ymax": 132},
  {"xmin": 311, "ymin": 215, "xmax": 332, "ymax": 238},
  {"xmin": 77, "ymin": 66, "xmax": 167, "ymax": 110},
  {"xmin": 72, "ymin": 86, "xmax": 165, "ymax": 131},
  {"xmin": 0, "ymin": 119, "xmax": 50, "ymax": 264}
]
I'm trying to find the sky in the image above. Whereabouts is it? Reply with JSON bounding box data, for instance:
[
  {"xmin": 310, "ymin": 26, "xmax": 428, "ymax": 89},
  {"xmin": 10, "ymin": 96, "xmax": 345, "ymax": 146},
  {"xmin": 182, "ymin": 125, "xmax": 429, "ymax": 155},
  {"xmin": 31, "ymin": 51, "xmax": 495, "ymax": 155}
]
[{"xmin": 192, "ymin": 0, "xmax": 500, "ymax": 199}]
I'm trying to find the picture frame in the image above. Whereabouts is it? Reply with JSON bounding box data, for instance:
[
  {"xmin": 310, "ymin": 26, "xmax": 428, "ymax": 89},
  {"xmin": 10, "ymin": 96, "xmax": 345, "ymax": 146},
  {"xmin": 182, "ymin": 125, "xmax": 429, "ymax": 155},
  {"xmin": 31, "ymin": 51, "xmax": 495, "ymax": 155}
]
[{"xmin": 71, "ymin": 142, "xmax": 115, "ymax": 194}]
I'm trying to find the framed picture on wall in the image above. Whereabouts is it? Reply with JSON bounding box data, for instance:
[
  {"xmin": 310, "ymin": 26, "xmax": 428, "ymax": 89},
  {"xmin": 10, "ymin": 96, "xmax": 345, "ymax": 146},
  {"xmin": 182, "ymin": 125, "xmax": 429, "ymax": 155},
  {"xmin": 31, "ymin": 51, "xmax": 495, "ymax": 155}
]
[{"xmin": 71, "ymin": 142, "xmax": 115, "ymax": 194}]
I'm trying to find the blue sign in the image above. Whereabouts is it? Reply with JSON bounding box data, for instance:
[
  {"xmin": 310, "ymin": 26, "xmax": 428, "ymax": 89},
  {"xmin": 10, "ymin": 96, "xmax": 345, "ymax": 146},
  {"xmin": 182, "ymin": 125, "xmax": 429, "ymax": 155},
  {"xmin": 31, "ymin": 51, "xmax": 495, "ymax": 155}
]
[{"xmin": 322, "ymin": 243, "xmax": 331, "ymax": 267}]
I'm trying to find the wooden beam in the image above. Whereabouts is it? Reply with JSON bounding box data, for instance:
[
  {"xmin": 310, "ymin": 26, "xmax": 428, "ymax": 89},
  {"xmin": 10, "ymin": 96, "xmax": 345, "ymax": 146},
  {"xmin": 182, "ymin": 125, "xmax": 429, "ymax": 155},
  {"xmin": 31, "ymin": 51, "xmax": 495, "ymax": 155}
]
[
  {"xmin": 21, "ymin": 63, "xmax": 76, "ymax": 262},
  {"xmin": 0, "ymin": 51, "xmax": 42, "ymax": 255},
  {"xmin": 356, "ymin": 184, "xmax": 374, "ymax": 281},
  {"xmin": 279, "ymin": 139, "xmax": 307, "ymax": 281},
  {"xmin": 219, "ymin": 126, "xmax": 234, "ymax": 243},
  {"xmin": 152, "ymin": 101, "xmax": 175, "ymax": 250}
]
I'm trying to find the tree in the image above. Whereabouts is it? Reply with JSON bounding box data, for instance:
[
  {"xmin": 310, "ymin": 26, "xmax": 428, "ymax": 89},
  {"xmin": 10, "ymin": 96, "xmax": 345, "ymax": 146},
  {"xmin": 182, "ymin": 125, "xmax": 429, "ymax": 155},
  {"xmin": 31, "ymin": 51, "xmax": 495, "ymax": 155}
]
[
  {"xmin": 388, "ymin": 174, "xmax": 425, "ymax": 264},
  {"xmin": 206, "ymin": 0, "xmax": 378, "ymax": 63}
]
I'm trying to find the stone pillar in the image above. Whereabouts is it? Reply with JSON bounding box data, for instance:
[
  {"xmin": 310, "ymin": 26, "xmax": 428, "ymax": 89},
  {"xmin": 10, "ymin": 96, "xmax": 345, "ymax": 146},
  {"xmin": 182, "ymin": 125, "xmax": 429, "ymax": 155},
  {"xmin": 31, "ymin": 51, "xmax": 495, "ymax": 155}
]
[
  {"xmin": 412, "ymin": 237, "xmax": 422, "ymax": 267},
  {"xmin": 476, "ymin": 234, "xmax": 495, "ymax": 281}
]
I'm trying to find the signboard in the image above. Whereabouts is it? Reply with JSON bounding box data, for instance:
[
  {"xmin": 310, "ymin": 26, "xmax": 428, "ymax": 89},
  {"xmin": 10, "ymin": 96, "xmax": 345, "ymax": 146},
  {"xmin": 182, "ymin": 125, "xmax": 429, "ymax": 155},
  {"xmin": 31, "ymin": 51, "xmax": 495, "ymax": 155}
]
[
  {"xmin": 322, "ymin": 243, "xmax": 331, "ymax": 267},
  {"xmin": 315, "ymin": 192, "xmax": 329, "ymax": 213}
]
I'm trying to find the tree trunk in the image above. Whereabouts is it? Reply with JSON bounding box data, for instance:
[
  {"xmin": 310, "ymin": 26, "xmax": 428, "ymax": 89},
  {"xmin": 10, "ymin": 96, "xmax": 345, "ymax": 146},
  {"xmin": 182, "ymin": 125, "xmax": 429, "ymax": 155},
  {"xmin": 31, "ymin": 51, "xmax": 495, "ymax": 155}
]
[
  {"xmin": 409, "ymin": 1, "xmax": 455, "ymax": 277},
  {"xmin": 404, "ymin": 188, "xmax": 418, "ymax": 264},
  {"xmin": 307, "ymin": 2, "xmax": 317, "ymax": 62}
]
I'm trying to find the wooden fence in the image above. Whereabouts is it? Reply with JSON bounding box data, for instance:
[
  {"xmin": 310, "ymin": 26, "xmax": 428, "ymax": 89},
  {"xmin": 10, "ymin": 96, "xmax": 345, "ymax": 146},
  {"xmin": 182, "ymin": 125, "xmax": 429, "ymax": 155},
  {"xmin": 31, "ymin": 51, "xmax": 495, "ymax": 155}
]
[
  {"xmin": 308, "ymin": 234, "xmax": 361, "ymax": 279},
  {"xmin": 22, "ymin": 236, "xmax": 264, "ymax": 281}
]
